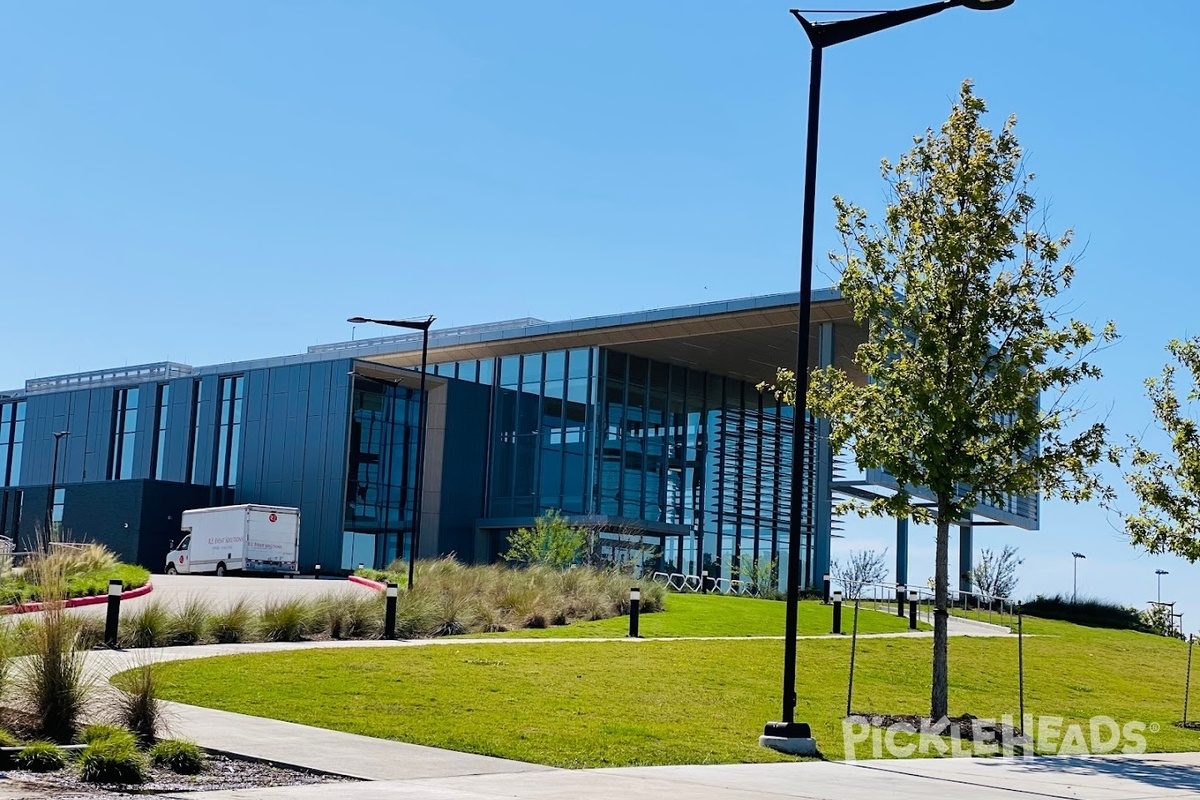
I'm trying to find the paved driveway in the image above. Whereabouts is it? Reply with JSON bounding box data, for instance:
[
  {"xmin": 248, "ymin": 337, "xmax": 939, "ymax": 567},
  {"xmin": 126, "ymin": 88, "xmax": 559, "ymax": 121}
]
[{"xmin": 61, "ymin": 574, "xmax": 376, "ymax": 618}]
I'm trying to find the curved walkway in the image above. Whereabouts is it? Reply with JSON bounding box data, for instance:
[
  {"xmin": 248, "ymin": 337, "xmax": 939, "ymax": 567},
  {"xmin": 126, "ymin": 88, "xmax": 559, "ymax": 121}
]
[{"xmin": 80, "ymin": 616, "xmax": 1011, "ymax": 784}]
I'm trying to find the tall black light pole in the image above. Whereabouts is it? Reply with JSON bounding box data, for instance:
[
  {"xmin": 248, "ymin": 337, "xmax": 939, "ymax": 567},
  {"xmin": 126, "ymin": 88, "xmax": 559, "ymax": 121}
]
[
  {"xmin": 763, "ymin": 0, "xmax": 1015, "ymax": 753},
  {"xmin": 1072, "ymin": 551, "xmax": 1086, "ymax": 602},
  {"xmin": 1156, "ymin": 568, "xmax": 1169, "ymax": 605},
  {"xmin": 347, "ymin": 315, "xmax": 435, "ymax": 591},
  {"xmin": 45, "ymin": 430, "xmax": 70, "ymax": 538}
]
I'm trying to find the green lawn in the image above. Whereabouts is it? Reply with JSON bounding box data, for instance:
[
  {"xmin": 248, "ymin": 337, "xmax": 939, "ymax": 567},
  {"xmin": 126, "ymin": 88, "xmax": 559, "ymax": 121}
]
[
  {"xmin": 472, "ymin": 593, "xmax": 925, "ymax": 638},
  {"xmin": 141, "ymin": 603, "xmax": 1200, "ymax": 768}
]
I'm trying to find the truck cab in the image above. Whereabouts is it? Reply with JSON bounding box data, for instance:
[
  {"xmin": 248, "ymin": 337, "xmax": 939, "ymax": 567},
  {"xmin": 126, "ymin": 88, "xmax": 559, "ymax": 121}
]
[{"xmin": 165, "ymin": 535, "xmax": 191, "ymax": 574}]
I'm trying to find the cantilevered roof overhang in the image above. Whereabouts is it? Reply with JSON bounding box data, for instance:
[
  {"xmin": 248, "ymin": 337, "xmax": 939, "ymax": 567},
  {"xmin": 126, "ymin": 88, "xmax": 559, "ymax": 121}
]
[{"xmin": 313, "ymin": 289, "xmax": 867, "ymax": 387}]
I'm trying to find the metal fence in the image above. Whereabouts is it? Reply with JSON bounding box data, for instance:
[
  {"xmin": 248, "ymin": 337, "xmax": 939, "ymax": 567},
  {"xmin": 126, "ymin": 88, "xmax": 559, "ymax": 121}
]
[{"xmin": 837, "ymin": 579, "xmax": 1018, "ymax": 628}]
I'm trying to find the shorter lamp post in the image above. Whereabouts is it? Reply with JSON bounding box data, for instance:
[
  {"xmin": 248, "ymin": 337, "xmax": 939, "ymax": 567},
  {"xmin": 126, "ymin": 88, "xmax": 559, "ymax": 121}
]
[
  {"xmin": 346, "ymin": 315, "xmax": 436, "ymax": 591},
  {"xmin": 1071, "ymin": 552, "xmax": 1086, "ymax": 602},
  {"xmin": 1156, "ymin": 568, "xmax": 1169, "ymax": 605}
]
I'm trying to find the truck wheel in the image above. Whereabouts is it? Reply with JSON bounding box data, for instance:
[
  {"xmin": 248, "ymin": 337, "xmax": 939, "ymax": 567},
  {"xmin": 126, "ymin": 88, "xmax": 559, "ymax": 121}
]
[
  {"xmin": 216, "ymin": 563, "xmax": 227, "ymax": 577},
  {"xmin": 166, "ymin": 564, "xmax": 178, "ymax": 575}
]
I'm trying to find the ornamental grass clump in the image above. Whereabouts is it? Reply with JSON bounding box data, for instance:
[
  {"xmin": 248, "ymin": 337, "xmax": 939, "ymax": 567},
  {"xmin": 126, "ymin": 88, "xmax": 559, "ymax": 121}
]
[
  {"xmin": 149, "ymin": 739, "xmax": 206, "ymax": 775},
  {"xmin": 114, "ymin": 661, "xmax": 165, "ymax": 746},
  {"xmin": 209, "ymin": 598, "xmax": 253, "ymax": 644},
  {"xmin": 15, "ymin": 741, "xmax": 67, "ymax": 772},
  {"xmin": 119, "ymin": 599, "xmax": 172, "ymax": 649},
  {"xmin": 78, "ymin": 735, "xmax": 147, "ymax": 784},
  {"xmin": 258, "ymin": 597, "xmax": 312, "ymax": 642},
  {"xmin": 167, "ymin": 595, "xmax": 212, "ymax": 646},
  {"xmin": 15, "ymin": 550, "xmax": 92, "ymax": 743}
]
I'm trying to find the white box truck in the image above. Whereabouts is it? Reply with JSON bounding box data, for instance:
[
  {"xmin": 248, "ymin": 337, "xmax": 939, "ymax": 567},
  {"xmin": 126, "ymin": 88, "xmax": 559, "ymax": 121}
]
[{"xmin": 166, "ymin": 505, "xmax": 300, "ymax": 576}]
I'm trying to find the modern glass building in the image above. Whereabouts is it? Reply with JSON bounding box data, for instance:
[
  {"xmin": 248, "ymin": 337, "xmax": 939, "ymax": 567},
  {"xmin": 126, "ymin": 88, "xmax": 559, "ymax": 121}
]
[{"xmin": 0, "ymin": 289, "xmax": 1037, "ymax": 591}]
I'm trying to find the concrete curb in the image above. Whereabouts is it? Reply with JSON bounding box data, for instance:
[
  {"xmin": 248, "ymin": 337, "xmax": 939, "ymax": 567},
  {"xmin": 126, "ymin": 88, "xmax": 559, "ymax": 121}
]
[
  {"xmin": 348, "ymin": 575, "xmax": 386, "ymax": 592},
  {"xmin": 1, "ymin": 580, "xmax": 154, "ymax": 615}
]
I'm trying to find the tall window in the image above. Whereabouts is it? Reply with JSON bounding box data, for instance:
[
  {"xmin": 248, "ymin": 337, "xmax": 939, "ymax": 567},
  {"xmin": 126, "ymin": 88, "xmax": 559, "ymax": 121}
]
[
  {"xmin": 215, "ymin": 376, "xmax": 244, "ymax": 488},
  {"xmin": 108, "ymin": 388, "xmax": 139, "ymax": 480},
  {"xmin": 50, "ymin": 488, "xmax": 65, "ymax": 537},
  {"xmin": 151, "ymin": 384, "xmax": 170, "ymax": 480},
  {"xmin": 0, "ymin": 401, "xmax": 25, "ymax": 487},
  {"xmin": 186, "ymin": 380, "xmax": 201, "ymax": 483}
]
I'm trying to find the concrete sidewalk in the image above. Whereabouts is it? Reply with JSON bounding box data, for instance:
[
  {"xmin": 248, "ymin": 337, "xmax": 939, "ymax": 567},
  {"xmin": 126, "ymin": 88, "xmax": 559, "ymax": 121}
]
[
  {"xmin": 158, "ymin": 752, "xmax": 1200, "ymax": 799},
  {"xmin": 79, "ymin": 620, "xmax": 1011, "ymax": 783}
]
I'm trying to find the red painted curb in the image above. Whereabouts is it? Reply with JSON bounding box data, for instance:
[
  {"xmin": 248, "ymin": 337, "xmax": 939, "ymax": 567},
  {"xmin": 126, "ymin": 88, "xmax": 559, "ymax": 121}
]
[
  {"xmin": 1, "ymin": 581, "xmax": 154, "ymax": 615},
  {"xmin": 347, "ymin": 575, "xmax": 386, "ymax": 592}
]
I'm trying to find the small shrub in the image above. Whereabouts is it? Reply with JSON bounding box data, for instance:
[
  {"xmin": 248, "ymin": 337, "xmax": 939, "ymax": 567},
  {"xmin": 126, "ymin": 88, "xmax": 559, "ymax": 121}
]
[
  {"xmin": 80, "ymin": 723, "xmax": 136, "ymax": 746},
  {"xmin": 120, "ymin": 600, "xmax": 172, "ymax": 649},
  {"xmin": 78, "ymin": 737, "xmax": 147, "ymax": 784},
  {"xmin": 0, "ymin": 728, "xmax": 22, "ymax": 747},
  {"xmin": 258, "ymin": 597, "xmax": 312, "ymax": 642},
  {"xmin": 113, "ymin": 663, "xmax": 164, "ymax": 745},
  {"xmin": 210, "ymin": 598, "xmax": 253, "ymax": 644},
  {"xmin": 16, "ymin": 741, "xmax": 67, "ymax": 772},
  {"xmin": 149, "ymin": 739, "xmax": 206, "ymax": 775},
  {"xmin": 168, "ymin": 596, "xmax": 212, "ymax": 645}
]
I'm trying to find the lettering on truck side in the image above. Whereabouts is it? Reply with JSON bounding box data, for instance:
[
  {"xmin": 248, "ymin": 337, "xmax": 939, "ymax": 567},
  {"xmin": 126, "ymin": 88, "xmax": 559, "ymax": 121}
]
[{"xmin": 205, "ymin": 537, "xmax": 245, "ymax": 545}]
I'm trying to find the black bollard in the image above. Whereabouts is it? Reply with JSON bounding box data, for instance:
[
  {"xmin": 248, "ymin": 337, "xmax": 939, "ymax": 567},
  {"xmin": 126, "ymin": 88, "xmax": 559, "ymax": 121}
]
[
  {"xmin": 384, "ymin": 582, "xmax": 398, "ymax": 639},
  {"xmin": 700, "ymin": 570, "xmax": 708, "ymax": 594},
  {"xmin": 822, "ymin": 573, "xmax": 831, "ymax": 604},
  {"xmin": 897, "ymin": 584, "xmax": 907, "ymax": 617},
  {"xmin": 314, "ymin": 563, "xmax": 322, "ymax": 581},
  {"xmin": 832, "ymin": 590, "xmax": 843, "ymax": 634},
  {"xmin": 629, "ymin": 587, "xmax": 641, "ymax": 638},
  {"xmin": 104, "ymin": 579, "xmax": 122, "ymax": 648},
  {"xmin": 908, "ymin": 590, "xmax": 918, "ymax": 630}
]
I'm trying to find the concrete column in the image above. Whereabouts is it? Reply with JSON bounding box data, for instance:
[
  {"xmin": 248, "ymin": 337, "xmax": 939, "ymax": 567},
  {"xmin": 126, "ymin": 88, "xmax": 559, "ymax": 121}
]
[
  {"xmin": 958, "ymin": 517, "xmax": 973, "ymax": 595},
  {"xmin": 810, "ymin": 321, "xmax": 835, "ymax": 589},
  {"xmin": 895, "ymin": 516, "xmax": 909, "ymax": 586}
]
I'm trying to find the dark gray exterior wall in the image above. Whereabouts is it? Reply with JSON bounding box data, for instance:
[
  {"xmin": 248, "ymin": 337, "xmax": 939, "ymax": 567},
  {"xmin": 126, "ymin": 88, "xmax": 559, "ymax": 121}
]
[
  {"xmin": 235, "ymin": 360, "xmax": 353, "ymax": 572},
  {"xmin": 15, "ymin": 480, "xmax": 209, "ymax": 567},
  {"xmin": 8, "ymin": 359, "xmax": 354, "ymax": 573},
  {"xmin": 434, "ymin": 380, "xmax": 491, "ymax": 562}
]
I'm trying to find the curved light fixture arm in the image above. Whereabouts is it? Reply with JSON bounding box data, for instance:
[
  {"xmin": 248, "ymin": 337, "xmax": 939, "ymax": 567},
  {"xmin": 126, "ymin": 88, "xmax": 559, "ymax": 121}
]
[{"xmin": 792, "ymin": 0, "xmax": 1012, "ymax": 49}]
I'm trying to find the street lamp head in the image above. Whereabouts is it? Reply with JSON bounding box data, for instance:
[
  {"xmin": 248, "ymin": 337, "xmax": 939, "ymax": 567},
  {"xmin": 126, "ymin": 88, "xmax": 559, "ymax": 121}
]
[
  {"xmin": 347, "ymin": 315, "xmax": 436, "ymax": 331},
  {"xmin": 1157, "ymin": 569, "xmax": 1170, "ymax": 576},
  {"xmin": 1072, "ymin": 552, "xmax": 1086, "ymax": 559},
  {"xmin": 53, "ymin": 430, "xmax": 70, "ymax": 439},
  {"xmin": 958, "ymin": 0, "xmax": 1016, "ymax": 9}
]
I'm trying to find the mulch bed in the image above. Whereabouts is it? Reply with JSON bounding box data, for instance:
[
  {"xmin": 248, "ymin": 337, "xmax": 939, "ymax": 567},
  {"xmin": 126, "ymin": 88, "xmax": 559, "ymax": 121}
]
[
  {"xmin": 6, "ymin": 752, "xmax": 354, "ymax": 797},
  {"xmin": 850, "ymin": 712, "xmax": 1030, "ymax": 743}
]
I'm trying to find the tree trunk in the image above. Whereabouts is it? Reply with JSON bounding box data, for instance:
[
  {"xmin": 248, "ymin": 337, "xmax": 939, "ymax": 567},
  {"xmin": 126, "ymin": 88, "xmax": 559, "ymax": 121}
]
[{"xmin": 931, "ymin": 508, "xmax": 951, "ymax": 721}]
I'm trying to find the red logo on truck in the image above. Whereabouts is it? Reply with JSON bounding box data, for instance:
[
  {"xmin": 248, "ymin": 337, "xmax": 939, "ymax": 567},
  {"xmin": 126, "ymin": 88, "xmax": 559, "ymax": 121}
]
[
  {"xmin": 269, "ymin": 513, "xmax": 278, "ymax": 523},
  {"xmin": 179, "ymin": 555, "xmax": 184, "ymax": 564}
]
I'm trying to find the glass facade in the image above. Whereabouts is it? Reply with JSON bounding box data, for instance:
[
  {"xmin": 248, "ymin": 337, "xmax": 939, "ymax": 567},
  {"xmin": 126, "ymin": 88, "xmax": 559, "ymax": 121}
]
[
  {"xmin": 108, "ymin": 388, "xmax": 139, "ymax": 480},
  {"xmin": 341, "ymin": 376, "xmax": 421, "ymax": 570},
  {"xmin": 598, "ymin": 351, "xmax": 809, "ymax": 588},
  {"xmin": 486, "ymin": 348, "xmax": 596, "ymax": 518},
  {"xmin": 430, "ymin": 347, "xmax": 815, "ymax": 591},
  {"xmin": 214, "ymin": 376, "xmax": 245, "ymax": 488},
  {"xmin": 0, "ymin": 401, "xmax": 25, "ymax": 487},
  {"xmin": 151, "ymin": 384, "xmax": 170, "ymax": 480}
]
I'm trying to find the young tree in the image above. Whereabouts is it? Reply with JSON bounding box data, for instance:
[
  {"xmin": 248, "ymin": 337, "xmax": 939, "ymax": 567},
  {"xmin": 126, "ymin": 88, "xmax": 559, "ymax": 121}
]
[
  {"xmin": 971, "ymin": 545, "xmax": 1023, "ymax": 601},
  {"xmin": 503, "ymin": 510, "xmax": 586, "ymax": 570},
  {"xmin": 830, "ymin": 548, "xmax": 888, "ymax": 599},
  {"xmin": 765, "ymin": 82, "xmax": 1115, "ymax": 721},
  {"xmin": 1121, "ymin": 338, "xmax": 1200, "ymax": 562}
]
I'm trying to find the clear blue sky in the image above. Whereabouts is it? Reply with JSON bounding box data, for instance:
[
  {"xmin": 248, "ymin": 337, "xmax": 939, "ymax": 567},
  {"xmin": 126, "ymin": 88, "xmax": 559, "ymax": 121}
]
[{"xmin": 2, "ymin": 2, "xmax": 1197, "ymax": 617}]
